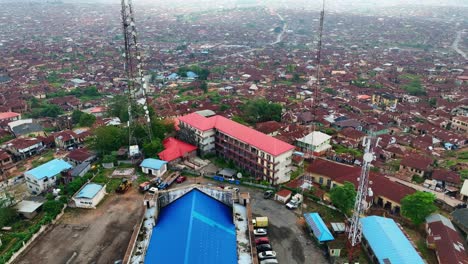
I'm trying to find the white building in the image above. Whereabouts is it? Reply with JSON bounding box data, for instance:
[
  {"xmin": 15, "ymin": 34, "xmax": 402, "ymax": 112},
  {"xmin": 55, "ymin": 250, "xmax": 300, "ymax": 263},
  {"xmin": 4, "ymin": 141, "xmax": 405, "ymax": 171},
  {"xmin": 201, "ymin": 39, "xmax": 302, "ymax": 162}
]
[
  {"xmin": 25, "ymin": 159, "xmax": 73, "ymax": 194},
  {"xmin": 296, "ymin": 131, "xmax": 332, "ymax": 155},
  {"xmin": 73, "ymin": 183, "xmax": 106, "ymax": 209},
  {"xmin": 140, "ymin": 158, "xmax": 168, "ymax": 177}
]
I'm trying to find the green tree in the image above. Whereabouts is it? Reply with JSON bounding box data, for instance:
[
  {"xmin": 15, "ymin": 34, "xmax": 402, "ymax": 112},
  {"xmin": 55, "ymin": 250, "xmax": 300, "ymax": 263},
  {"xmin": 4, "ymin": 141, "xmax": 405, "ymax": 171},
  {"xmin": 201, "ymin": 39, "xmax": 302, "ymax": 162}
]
[
  {"xmin": 107, "ymin": 95, "xmax": 129, "ymax": 122},
  {"xmin": 428, "ymin": 98, "xmax": 437, "ymax": 107},
  {"xmin": 71, "ymin": 110, "xmax": 84, "ymax": 124},
  {"xmin": 200, "ymin": 81, "xmax": 208, "ymax": 93},
  {"xmin": 401, "ymin": 191, "xmax": 437, "ymax": 225},
  {"xmin": 90, "ymin": 126, "xmax": 126, "ymax": 154},
  {"xmin": 330, "ymin": 181, "xmax": 356, "ymax": 215},
  {"xmin": 79, "ymin": 113, "xmax": 96, "ymax": 127},
  {"xmin": 0, "ymin": 193, "xmax": 17, "ymax": 228},
  {"xmin": 142, "ymin": 140, "xmax": 163, "ymax": 157},
  {"xmin": 241, "ymin": 99, "xmax": 282, "ymax": 124}
]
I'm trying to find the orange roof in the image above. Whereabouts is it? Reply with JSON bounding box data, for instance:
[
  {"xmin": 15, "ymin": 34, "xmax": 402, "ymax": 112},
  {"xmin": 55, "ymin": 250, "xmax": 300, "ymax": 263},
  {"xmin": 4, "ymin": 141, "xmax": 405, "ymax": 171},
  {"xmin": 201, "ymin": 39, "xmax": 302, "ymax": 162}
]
[
  {"xmin": 0, "ymin": 111, "xmax": 20, "ymax": 120},
  {"xmin": 158, "ymin": 137, "xmax": 197, "ymax": 162}
]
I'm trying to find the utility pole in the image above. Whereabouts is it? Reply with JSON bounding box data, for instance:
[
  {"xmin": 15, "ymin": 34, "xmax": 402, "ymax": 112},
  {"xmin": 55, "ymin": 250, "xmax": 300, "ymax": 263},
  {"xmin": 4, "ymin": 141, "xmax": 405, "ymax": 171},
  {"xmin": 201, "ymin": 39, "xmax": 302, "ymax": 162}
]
[{"xmin": 120, "ymin": 0, "xmax": 153, "ymax": 158}]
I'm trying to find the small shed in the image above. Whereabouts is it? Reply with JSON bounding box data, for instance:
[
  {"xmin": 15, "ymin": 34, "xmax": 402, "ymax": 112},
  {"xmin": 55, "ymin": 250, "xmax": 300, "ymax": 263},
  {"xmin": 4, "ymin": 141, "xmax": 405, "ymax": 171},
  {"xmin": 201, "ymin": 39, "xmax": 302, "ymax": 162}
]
[
  {"xmin": 71, "ymin": 161, "xmax": 91, "ymax": 178},
  {"xmin": 16, "ymin": 200, "xmax": 44, "ymax": 219},
  {"xmin": 140, "ymin": 158, "xmax": 168, "ymax": 177},
  {"xmin": 73, "ymin": 183, "xmax": 106, "ymax": 209},
  {"xmin": 275, "ymin": 189, "xmax": 292, "ymax": 204},
  {"xmin": 304, "ymin": 212, "xmax": 334, "ymax": 243},
  {"xmin": 218, "ymin": 168, "xmax": 237, "ymax": 180}
]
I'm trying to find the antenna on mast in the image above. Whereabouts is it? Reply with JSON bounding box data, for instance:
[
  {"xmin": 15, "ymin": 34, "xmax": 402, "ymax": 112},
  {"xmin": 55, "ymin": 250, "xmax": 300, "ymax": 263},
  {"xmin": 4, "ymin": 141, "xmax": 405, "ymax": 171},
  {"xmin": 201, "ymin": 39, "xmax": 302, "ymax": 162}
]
[{"xmin": 312, "ymin": 0, "xmax": 325, "ymax": 133}]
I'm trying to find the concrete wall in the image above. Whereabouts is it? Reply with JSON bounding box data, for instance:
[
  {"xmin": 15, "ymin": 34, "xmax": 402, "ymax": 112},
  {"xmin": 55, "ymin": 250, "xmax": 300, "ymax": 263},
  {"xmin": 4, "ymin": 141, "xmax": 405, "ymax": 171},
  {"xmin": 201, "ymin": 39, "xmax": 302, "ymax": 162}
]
[{"xmin": 158, "ymin": 186, "xmax": 233, "ymax": 208}]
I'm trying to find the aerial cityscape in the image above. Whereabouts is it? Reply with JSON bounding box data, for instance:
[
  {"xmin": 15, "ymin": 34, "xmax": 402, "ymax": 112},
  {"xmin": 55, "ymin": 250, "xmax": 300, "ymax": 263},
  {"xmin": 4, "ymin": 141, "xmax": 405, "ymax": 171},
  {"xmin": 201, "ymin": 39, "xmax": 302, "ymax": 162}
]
[{"xmin": 0, "ymin": 0, "xmax": 467, "ymax": 264}]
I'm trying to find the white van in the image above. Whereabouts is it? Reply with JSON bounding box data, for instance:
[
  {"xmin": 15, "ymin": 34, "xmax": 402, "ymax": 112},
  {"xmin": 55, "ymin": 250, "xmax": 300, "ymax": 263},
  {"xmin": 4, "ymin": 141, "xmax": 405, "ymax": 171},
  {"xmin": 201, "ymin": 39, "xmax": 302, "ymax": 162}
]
[{"xmin": 260, "ymin": 259, "xmax": 279, "ymax": 264}]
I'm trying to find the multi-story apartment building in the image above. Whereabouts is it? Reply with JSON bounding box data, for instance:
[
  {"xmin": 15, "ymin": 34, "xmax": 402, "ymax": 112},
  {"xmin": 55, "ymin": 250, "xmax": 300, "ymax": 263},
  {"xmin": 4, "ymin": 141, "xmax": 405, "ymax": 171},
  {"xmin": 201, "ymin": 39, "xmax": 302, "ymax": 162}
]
[
  {"xmin": 451, "ymin": 116, "xmax": 468, "ymax": 133},
  {"xmin": 178, "ymin": 113, "xmax": 295, "ymax": 184}
]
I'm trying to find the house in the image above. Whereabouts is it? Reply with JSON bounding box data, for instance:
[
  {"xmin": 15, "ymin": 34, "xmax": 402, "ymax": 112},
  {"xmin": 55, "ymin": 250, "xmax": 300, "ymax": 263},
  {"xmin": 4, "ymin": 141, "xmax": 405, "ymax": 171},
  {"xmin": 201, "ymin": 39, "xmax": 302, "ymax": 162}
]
[
  {"xmin": 70, "ymin": 161, "xmax": 91, "ymax": 178},
  {"xmin": 399, "ymin": 154, "xmax": 432, "ymax": 178},
  {"xmin": 0, "ymin": 150, "xmax": 14, "ymax": 176},
  {"xmin": 425, "ymin": 214, "xmax": 468, "ymax": 264},
  {"xmin": 461, "ymin": 180, "xmax": 468, "ymax": 202},
  {"xmin": 452, "ymin": 208, "xmax": 468, "ymax": 238},
  {"xmin": 275, "ymin": 189, "xmax": 292, "ymax": 204},
  {"xmin": 140, "ymin": 158, "xmax": 168, "ymax": 177},
  {"xmin": 9, "ymin": 120, "xmax": 45, "ymax": 138},
  {"xmin": 15, "ymin": 200, "xmax": 44, "ymax": 219},
  {"xmin": 307, "ymin": 158, "xmax": 415, "ymax": 214},
  {"xmin": 178, "ymin": 112, "xmax": 294, "ymax": 184},
  {"xmin": 372, "ymin": 92, "xmax": 397, "ymax": 108},
  {"xmin": 255, "ymin": 121, "xmax": 282, "ymax": 136},
  {"xmin": 337, "ymin": 127, "xmax": 366, "ymax": 148},
  {"xmin": 431, "ymin": 169, "xmax": 461, "ymax": 189},
  {"xmin": 66, "ymin": 148, "xmax": 96, "ymax": 166},
  {"xmin": 361, "ymin": 216, "xmax": 424, "ymax": 264},
  {"xmin": 72, "ymin": 183, "xmax": 106, "ymax": 209},
  {"xmin": 25, "ymin": 159, "xmax": 73, "ymax": 194},
  {"xmin": 0, "ymin": 111, "xmax": 21, "ymax": 122},
  {"xmin": 53, "ymin": 130, "xmax": 80, "ymax": 149},
  {"xmin": 6, "ymin": 137, "xmax": 44, "ymax": 160},
  {"xmin": 158, "ymin": 137, "xmax": 197, "ymax": 163},
  {"xmin": 303, "ymin": 212, "xmax": 334, "ymax": 243},
  {"xmin": 451, "ymin": 116, "xmax": 468, "ymax": 133},
  {"xmin": 295, "ymin": 131, "xmax": 332, "ymax": 156}
]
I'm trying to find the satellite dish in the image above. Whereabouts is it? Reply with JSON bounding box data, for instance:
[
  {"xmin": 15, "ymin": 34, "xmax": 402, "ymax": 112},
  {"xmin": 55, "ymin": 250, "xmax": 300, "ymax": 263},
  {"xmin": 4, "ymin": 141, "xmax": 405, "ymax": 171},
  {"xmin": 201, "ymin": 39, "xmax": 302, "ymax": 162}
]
[
  {"xmin": 237, "ymin": 172, "xmax": 242, "ymax": 179},
  {"xmin": 363, "ymin": 153, "xmax": 373, "ymax": 162}
]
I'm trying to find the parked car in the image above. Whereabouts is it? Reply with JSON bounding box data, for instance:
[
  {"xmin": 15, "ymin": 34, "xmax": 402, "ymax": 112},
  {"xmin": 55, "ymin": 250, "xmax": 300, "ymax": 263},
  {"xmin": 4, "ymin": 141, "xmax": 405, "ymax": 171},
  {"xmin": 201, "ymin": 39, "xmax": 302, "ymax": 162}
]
[
  {"xmin": 258, "ymin": 251, "xmax": 277, "ymax": 260},
  {"xmin": 259, "ymin": 259, "xmax": 279, "ymax": 264},
  {"xmin": 255, "ymin": 237, "xmax": 270, "ymax": 245},
  {"xmin": 264, "ymin": 190, "xmax": 274, "ymax": 199},
  {"xmin": 158, "ymin": 182, "xmax": 168, "ymax": 190},
  {"xmin": 256, "ymin": 244, "xmax": 272, "ymax": 253},
  {"xmin": 176, "ymin": 176, "xmax": 187, "ymax": 183},
  {"xmin": 254, "ymin": 228, "xmax": 268, "ymax": 236}
]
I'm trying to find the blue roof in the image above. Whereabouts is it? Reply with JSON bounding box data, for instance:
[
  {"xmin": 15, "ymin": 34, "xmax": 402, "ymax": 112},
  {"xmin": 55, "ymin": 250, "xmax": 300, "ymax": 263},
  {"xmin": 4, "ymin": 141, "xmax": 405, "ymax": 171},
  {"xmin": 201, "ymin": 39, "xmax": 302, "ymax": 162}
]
[
  {"xmin": 361, "ymin": 216, "xmax": 424, "ymax": 264},
  {"xmin": 167, "ymin": 73, "xmax": 179, "ymax": 80},
  {"xmin": 140, "ymin": 158, "xmax": 167, "ymax": 170},
  {"xmin": 186, "ymin": 71, "xmax": 199, "ymax": 78},
  {"xmin": 76, "ymin": 183, "xmax": 103, "ymax": 199},
  {"xmin": 145, "ymin": 189, "xmax": 237, "ymax": 264},
  {"xmin": 26, "ymin": 159, "xmax": 72, "ymax": 180},
  {"xmin": 304, "ymin": 212, "xmax": 334, "ymax": 242}
]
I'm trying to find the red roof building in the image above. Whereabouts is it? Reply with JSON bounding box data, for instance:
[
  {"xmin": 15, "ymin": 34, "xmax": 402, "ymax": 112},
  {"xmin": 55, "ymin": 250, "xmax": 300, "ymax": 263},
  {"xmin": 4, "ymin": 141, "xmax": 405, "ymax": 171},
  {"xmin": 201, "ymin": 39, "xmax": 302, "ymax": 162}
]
[
  {"xmin": 158, "ymin": 137, "xmax": 197, "ymax": 162},
  {"xmin": 178, "ymin": 112, "xmax": 295, "ymax": 184},
  {"xmin": 0, "ymin": 111, "xmax": 20, "ymax": 122}
]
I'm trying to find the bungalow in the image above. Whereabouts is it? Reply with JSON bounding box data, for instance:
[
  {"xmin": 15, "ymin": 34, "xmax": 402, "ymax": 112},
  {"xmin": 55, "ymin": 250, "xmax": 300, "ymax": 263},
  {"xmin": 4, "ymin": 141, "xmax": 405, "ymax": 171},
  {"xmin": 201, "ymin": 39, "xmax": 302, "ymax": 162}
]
[
  {"xmin": 0, "ymin": 111, "xmax": 21, "ymax": 122},
  {"xmin": 431, "ymin": 169, "xmax": 461, "ymax": 189},
  {"xmin": 425, "ymin": 214, "xmax": 468, "ymax": 264},
  {"xmin": 53, "ymin": 130, "xmax": 80, "ymax": 149},
  {"xmin": 307, "ymin": 158, "xmax": 415, "ymax": 214},
  {"xmin": 25, "ymin": 159, "xmax": 73, "ymax": 194},
  {"xmin": 66, "ymin": 148, "xmax": 96, "ymax": 166},
  {"xmin": 337, "ymin": 128, "xmax": 366, "ymax": 148},
  {"xmin": 158, "ymin": 137, "xmax": 197, "ymax": 164},
  {"xmin": 72, "ymin": 183, "xmax": 106, "ymax": 209},
  {"xmin": 15, "ymin": 200, "xmax": 44, "ymax": 219},
  {"xmin": 140, "ymin": 158, "xmax": 167, "ymax": 177},
  {"xmin": 399, "ymin": 154, "xmax": 433, "ymax": 178}
]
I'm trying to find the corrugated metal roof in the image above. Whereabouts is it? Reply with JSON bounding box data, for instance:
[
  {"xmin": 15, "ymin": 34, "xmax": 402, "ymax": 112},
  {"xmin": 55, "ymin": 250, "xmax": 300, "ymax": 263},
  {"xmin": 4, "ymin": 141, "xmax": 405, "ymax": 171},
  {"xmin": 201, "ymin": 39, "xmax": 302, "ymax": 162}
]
[
  {"xmin": 361, "ymin": 216, "xmax": 424, "ymax": 264},
  {"xmin": 140, "ymin": 158, "xmax": 167, "ymax": 170},
  {"xmin": 26, "ymin": 159, "xmax": 72, "ymax": 180},
  {"xmin": 304, "ymin": 212, "xmax": 334, "ymax": 242},
  {"xmin": 75, "ymin": 183, "xmax": 103, "ymax": 199},
  {"xmin": 145, "ymin": 189, "xmax": 237, "ymax": 264}
]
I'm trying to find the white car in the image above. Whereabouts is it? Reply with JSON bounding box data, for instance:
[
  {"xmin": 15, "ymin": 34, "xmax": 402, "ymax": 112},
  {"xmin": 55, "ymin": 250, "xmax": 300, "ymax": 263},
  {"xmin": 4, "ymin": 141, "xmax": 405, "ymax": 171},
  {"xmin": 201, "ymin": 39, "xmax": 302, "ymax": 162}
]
[
  {"xmin": 254, "ymin": 228, "xmax": 268, "ymax": 236},
  {"xmin": 258, "ymin": 250, "xmax": 277, "ymax": 260}
]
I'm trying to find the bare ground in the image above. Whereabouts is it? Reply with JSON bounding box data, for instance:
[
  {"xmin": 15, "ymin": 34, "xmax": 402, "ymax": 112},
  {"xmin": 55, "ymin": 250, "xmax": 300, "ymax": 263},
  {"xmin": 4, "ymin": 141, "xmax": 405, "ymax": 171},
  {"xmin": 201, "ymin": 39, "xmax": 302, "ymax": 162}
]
[{"xmin": 13, "ymin": 188, "xmax": 144, "ymax": 264}]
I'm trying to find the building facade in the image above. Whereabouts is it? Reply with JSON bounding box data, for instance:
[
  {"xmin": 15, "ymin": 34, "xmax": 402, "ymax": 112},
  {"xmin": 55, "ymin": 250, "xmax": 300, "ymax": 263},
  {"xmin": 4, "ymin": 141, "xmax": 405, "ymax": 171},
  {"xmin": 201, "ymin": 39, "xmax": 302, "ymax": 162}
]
[
  {"xmin": 178, "ymin": 113, "xmax": 294, "ymax": 184},
  {"xmin": 25, "ymin": 159, "xmax": 72, "ymax": 194},
  {"xmin": 73, "ymin": 183, "xmax": 106, "ymax": 209}
]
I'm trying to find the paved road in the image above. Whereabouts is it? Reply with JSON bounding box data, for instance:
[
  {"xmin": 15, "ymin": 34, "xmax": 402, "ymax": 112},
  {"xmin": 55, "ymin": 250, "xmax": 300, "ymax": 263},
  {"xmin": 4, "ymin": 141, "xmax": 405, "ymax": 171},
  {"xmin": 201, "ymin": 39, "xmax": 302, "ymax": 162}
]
[
  {"xmin": 249, "ymin": 189, "xmax": 328, "ymax": 264},
  {"xmin": 386, "ymin": 176, "xmax": 462, "ymax": 207},
  {"xmin": 451, "ymin": 30, "xmax": 467, "ymax": 60}
]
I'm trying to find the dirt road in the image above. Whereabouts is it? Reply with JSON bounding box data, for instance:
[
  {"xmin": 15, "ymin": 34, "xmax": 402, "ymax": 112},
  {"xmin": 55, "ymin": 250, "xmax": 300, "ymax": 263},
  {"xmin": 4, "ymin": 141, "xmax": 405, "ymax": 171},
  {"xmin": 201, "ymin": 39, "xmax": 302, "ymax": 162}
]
[{"xmin": 14, "ymin": 188, "xmax": 144, "ymax": 264}]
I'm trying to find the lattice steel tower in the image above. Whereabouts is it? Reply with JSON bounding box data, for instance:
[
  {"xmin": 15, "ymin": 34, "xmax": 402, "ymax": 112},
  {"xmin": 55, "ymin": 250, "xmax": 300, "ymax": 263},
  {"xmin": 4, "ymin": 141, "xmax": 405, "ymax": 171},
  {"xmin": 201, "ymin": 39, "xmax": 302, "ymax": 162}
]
[
  {"xmin": 347, "ymin": 136, "xmax": 378, "ymax": 261},
  {"xmin": 120, "ymin": 0, "xmax": 152, "ymax": 151}
]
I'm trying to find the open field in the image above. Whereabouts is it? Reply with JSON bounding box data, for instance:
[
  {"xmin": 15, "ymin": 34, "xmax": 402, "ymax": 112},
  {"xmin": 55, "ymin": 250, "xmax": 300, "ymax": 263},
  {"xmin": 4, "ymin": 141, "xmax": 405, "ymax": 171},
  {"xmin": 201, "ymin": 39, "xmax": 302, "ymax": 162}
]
[{"xmin": 13, "ymin": 188, "xmax": 144, "ymax": 264}]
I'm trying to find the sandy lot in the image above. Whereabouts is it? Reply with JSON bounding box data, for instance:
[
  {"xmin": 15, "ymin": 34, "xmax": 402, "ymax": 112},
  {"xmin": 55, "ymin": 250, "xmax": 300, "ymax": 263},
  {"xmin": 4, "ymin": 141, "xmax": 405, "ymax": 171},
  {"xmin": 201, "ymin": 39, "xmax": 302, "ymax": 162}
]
[{"xmin": 14, "ymin": 187, "xmax": 144, "ymax": 264}]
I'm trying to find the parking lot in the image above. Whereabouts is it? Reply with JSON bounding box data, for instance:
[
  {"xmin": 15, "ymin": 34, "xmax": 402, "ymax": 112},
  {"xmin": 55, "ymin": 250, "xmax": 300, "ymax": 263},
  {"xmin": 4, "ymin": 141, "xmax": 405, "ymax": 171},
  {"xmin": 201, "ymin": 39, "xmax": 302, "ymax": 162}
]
[
  {"xmin": 13, "ymin": 188, "xmax": 144, "ymax": 264},
  {"xmin": 247, "ymin": 187, "xmax": 328, "ymax": 264}
]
